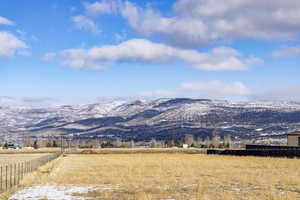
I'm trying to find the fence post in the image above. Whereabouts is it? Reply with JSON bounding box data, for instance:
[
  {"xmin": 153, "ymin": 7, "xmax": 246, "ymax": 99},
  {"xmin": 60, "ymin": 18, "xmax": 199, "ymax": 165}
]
[
  {"xmin": 10, "ymin": 164, "xmax": 12, "ymax": 188},
  {"xmin": 14, "ymin": 163, "xmax": 16, "ymax": 186},
  {"xmin": 21, "ymin": 162, "xmax": 24, "ymax": 179},
  {"xmin": 0, "ymin": 166, "xmax": 2, "ymax": 192},
  {"xmin": 17, "ymin": 163, "xmax": 19, "ymax": 184},
  {"xmin": 0, "ymin": 153, "xmax": 61, "ymax": 194},
  {"xmin": 5, "ymin": 165, "xmax": 7, "ymax": 191}
]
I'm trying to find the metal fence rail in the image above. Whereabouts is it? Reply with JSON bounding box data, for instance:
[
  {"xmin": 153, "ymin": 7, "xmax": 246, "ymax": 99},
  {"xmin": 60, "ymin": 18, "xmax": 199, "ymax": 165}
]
[{"xmin": 0, "ymin": 153, "xmax": 61, "ymax": 193}]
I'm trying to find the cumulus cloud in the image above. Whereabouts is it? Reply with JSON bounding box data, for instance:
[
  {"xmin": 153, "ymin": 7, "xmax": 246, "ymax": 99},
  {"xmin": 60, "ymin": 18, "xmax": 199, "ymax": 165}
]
[
  {"xmin": 0, "ymin": 32, "xmax": 27, "ymax": 58},
  {"xmin": 0, "ymin": 16, "xmax": 14, "ymax": 26},
  {"xmin": 84, "ymin": 0, "xmax": 120, "ymax": 15},
  {"xmin": 71, "ymin": 15, "xmax": 100, "ymax": 34},
  {"xmin": 272, "ymin": 46, "xmax": 300, "ymax": 58},
  {"xmin": 58, "ymin": 39, "xmax": 261, "ymax": 70},
  {"xmin": 82, "ymin": 0, "xmax": 300, "ymax": 48}
]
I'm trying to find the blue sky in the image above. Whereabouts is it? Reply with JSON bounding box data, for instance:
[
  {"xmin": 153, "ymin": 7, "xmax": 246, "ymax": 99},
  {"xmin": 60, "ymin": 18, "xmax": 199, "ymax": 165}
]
[{"xmin": 1, "ymin": 0, "xmax": 300, "ymax": 106}]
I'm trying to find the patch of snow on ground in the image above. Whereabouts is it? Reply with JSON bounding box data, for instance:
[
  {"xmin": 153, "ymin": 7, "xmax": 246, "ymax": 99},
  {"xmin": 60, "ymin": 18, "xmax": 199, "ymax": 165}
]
[{"xmin": 9, "ymin": 185, "xmax": 97, "ymax": 200}]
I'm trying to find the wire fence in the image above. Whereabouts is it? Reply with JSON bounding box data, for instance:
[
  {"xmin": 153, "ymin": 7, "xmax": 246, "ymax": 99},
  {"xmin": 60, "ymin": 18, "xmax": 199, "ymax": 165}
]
[{"xmin": 0, "ymin": 153, "xmax": 61, "ymax": 194}]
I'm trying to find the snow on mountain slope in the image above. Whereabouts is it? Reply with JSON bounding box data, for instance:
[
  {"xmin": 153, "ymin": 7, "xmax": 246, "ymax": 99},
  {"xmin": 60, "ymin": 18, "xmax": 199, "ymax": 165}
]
[{"xmin": 1, "ymin": 98, "xmax": 300, "ymax": 140}]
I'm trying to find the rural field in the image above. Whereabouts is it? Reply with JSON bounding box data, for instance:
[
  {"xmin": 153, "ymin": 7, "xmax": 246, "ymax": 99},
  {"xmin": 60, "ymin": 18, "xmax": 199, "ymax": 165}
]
[
  {"xmin": 0, "ymin": 153, "xmax": 52, "ymax": 165},
  {"xmin": 0, "ymin": 148, "xmax": 61, "ymax": 154},
  {"xmin": 3, "ymin": 151, "xmax": 300, "ymax": 200}
]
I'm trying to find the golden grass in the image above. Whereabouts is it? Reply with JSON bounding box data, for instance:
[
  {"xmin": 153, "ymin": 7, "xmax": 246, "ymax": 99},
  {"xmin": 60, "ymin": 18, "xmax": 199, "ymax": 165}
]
[
  {"xmin": 11, "ymin": 153, "xmax": 300, "ymax": 200},
  {"xmin": 0, "ymin": 148, "xmax": 61, "ymax": 154},
  {"xmin": 0, "ymin": 153, "xmax": 52, "ymax": 165}
]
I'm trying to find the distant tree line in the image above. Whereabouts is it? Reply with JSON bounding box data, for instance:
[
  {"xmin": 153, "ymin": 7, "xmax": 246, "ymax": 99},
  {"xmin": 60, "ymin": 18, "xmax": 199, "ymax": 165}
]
[{"xmin": 19, "ymin": 132, "xmax": 232, "ymax": 149}]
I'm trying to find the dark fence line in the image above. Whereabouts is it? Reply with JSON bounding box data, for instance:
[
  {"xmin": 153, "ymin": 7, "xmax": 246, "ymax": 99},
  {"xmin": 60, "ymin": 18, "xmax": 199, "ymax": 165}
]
[
  {"xmin": 207, "ymin": 149, "xmax": 300, "ymax": 158},
  {"xmin": 246, "ymin": 144, "xmax": 300, "ymax": 150},
  {"xmin": 0, "ymin": 153, "xmax": 61, "ymax": 194}
]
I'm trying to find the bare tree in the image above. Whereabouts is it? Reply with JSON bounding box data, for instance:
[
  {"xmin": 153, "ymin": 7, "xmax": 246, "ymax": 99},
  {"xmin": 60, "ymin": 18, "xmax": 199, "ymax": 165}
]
[
  {"xmin": 224, "ymin": 134, "xmax": 232, "ymax": 148},
  {"xmin": 212, "ymin": 131, "xmax": 220, "ymax": 148},
  {"xmin": 184, "ymin": 134, "xmax": 194, "ymax": 147},
  {"xmin": 205, "ymin": 136, "xmax": 211, "ymax": 148},
  {"xmin": 150, "ymin": 138, "xmax": 157, "ymax": 148},
  {"xmin": 130, "ymin": 140, "xmax": 135, "ymax": 148},
  {"xmin": 113, "ymin": 138, "xmax": 122, "ymax": 148}
]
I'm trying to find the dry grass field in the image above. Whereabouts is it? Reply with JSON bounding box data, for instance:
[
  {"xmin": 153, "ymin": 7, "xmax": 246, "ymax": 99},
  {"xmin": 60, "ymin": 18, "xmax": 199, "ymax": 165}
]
[
  {"xmin": 0, "ymin": 148, "xmax": 61, "ymax": 154},
  {"xmin": 0, "ymin": 153, "xmax": 52, "ymax": 165},
  {"xmin": 7, "ymin": 153, "xmax": 300, "ymax": 200},
  {"xmin": 74, "ymin": 147, "xmax": 207, "ymax": 154}
]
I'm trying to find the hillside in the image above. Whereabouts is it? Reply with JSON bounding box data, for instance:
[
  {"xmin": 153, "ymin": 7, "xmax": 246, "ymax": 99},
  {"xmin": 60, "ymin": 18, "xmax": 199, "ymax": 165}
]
[{"xmin": 1, "ymin": 98, "xmax": 300, "ymax": 141}]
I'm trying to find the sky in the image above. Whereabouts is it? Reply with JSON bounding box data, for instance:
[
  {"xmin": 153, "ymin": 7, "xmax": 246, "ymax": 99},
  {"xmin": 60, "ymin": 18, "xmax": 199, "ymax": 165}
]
[{"xmin": 1, "ymin": 0, "xmax": 300, "ymax": 106}]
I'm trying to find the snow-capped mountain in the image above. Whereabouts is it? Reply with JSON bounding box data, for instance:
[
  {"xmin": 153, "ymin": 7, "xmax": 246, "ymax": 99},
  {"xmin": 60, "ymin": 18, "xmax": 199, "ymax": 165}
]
[{"xmin": 1, "ymin": 98, "xmax": 300, "ymax": 141}]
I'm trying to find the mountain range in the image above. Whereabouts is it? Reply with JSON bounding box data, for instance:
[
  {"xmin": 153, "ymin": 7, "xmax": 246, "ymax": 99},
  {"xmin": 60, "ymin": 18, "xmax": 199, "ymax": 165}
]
[{"xmin": 1, "ymin": 98, "xmax": 300, "ymax": 142}]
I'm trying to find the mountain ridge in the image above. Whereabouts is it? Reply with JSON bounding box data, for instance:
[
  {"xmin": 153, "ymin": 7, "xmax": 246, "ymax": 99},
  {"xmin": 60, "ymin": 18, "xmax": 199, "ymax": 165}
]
[{"xmin": 1, "ymin": 98, "xmax": 300, "ymax": 142}]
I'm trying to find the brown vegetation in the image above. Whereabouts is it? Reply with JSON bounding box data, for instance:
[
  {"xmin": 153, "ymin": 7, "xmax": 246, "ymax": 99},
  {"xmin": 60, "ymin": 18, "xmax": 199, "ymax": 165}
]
[
  {"xmin": 0, "ymin": 148, "xmax": 61, "ymax": 154},
  {"xmin": 0, "ymin": 153, "xmax": 53, "ymax": 165},
  {"xmin": 8, "ymin": 153, "xmax": 300, "ymax": 200},
  {"xmin": 74, "ymin": 147, "xmax": 207, "ymax": 154}
]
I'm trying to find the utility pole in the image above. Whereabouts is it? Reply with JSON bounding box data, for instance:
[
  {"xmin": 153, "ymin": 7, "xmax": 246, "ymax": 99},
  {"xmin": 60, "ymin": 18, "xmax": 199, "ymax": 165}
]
[{"xmin": 60, "ymin": 136, "xmax": 63, "ymax": 154}]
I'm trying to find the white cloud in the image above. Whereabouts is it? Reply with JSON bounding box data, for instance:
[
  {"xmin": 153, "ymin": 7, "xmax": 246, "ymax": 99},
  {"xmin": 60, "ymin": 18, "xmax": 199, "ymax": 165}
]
[
  {"xmin": 71, "ymin": 15, "xmax": 100, "ymax": 34},
  {"xmin": 180, "ymin": 80, "xmax": 251, "ymax": 99},
  {"xmin": 84, "ymin": 0, "xmax": 120, "ymax": 15},
  {"xmin": 0, "ymin": 16, "xmax": 14, "ymax": 26},
  {"xmin": 41, "ymin": 52, "xmax": 57, "ymax": 61},
  {"xmin": 59, "ymin": 39, "xmax": 261, "ymax": 71},
  {"xmin": 83, "ymin": 0, "xmax": 300, "ymax": 48},
  {"xmin": 60, "ymin": 48, "xmax": 105, "ymax": 70},
  {"xmin": 272, "ymin": 46, "xmax": 300, "ymax": 58},
  {"xmin": 0, "ymin": 32, "xmax": 27, "ymax": 58}
]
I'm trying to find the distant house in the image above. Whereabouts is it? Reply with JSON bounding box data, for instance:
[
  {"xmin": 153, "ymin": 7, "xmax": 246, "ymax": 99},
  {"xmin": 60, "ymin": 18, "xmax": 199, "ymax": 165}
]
[
  {"xmin": 3, "ymin": 142, "xmax": 18, "ymax": 149},
  {"xmin": 287, "ymin": 132, "xmax": 300, "ymax": 147}
]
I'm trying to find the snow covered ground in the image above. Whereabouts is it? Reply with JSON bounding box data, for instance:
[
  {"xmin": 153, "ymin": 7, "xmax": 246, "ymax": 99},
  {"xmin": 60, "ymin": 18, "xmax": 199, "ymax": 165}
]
[{"xmin": 9, "ymin": 185, "xmax": 116, "ymax": 200}]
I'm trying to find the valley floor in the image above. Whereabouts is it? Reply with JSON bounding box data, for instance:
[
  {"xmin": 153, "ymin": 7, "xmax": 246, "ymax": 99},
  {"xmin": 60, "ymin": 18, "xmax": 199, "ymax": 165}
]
[{"xmin": 7, "ymin": 153, "xmax": 300, "ymax": 200}]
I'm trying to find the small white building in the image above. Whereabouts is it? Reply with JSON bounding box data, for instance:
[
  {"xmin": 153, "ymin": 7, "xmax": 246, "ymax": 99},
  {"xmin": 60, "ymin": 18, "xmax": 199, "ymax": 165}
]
[{"xmin": 287, "ymin": 132, "xmax": 300, "ymax": 147}]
